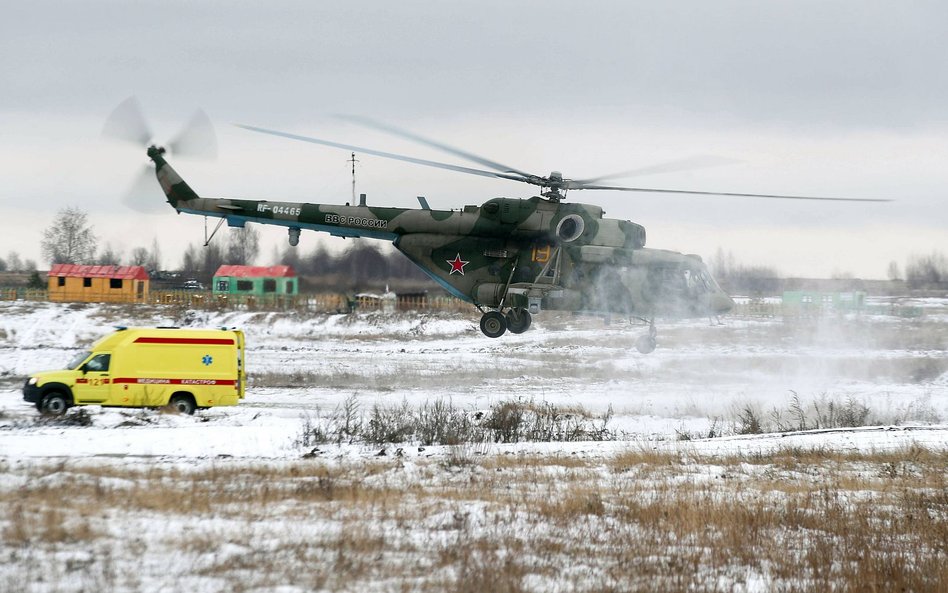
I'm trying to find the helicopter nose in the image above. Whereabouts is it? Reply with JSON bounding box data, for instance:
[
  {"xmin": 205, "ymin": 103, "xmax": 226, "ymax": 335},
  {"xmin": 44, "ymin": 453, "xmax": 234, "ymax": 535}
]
[{"xmin": 711, "ymin": 292, "xmax": 735, "ymax": 314}]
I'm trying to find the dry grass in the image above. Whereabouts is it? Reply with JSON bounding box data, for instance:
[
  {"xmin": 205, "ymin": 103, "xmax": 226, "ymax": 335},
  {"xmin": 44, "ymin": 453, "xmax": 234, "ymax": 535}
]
[
  {"xmin": 294, "ymin": 397, "xmax": 616, "ymax": 448},
  {"xmin": 1, "ymin": 447, "xmax": 946, "ymax": 592}
]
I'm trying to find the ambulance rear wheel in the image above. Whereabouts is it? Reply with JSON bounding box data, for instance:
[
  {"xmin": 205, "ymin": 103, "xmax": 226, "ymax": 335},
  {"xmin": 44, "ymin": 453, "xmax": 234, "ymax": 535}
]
[
  {"xmin": 169, "ymin": 393, "xmax": 196, "ymax": 415},
  {"xmin": 40, "ymin": 392, "xmax": 69, "ymax": 416}
]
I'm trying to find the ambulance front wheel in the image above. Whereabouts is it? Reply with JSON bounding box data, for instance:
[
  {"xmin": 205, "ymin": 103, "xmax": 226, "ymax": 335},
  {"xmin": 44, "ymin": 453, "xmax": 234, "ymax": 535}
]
[
  {"xmin": 39, "ymin": 392, "xmax": 70, "ymax": 416},
  {"xmin": 168, "ymin": 393, "xmax": 196, "ymax": 415}
]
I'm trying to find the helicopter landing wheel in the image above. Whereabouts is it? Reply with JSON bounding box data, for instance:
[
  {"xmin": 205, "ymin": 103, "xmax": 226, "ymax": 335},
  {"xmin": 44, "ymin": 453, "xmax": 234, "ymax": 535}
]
[
  {"xmin": 479, "ymin": 311, "xmax": 507, "ymax": 338},
  {"xmin": 635, "ymin": 320, "xmax": 657, "ymax": 354},
  {"xmin": 635, "ymin": 335, "xmax": 657, "ymax": 354},
  {"xmin": 505, "ymin": 308, "xmax": 532, "ymax": 334}
]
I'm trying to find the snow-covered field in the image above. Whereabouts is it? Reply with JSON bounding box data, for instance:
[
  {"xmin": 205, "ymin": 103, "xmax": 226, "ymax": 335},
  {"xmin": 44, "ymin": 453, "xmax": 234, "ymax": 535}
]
[
  {"xmin": 1, "ymin": 300, "xmax": 946, "ymax": 592},
  {"xmin": 2, "ymin": 300, "xmax": 946, "ymax": 455}
]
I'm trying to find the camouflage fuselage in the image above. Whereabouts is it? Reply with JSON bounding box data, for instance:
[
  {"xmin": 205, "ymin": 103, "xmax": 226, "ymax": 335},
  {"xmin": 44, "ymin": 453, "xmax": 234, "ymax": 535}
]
[{"xmin": 150, "ymin": 147, "xmax": 733, "ymax": 318}]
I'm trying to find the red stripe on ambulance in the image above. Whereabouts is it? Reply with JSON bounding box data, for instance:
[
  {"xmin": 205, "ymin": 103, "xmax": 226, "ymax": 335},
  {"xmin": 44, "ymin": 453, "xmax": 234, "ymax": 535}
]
[
  {"xmin": 134, "ymin": 337, "xmax": 235, "ymax": 345},
  {"xmin": 113, "ymin": 378, "xmax": 237, "ymax": 386}
]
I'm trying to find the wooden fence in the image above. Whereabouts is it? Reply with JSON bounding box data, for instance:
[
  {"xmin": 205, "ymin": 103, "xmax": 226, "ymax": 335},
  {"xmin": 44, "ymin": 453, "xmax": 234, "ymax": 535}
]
[
  {"xmin": 0, "ymin": 288, "xmax": 935, "ymax": 318},
  {"xmin": 0, "ymin": 288, "xmax": 48, "ymax": 302},
  {"xmin": 728, "ymin": 301, "xmax": 927, "ymax": 319},
  {"xmin": 147, "ymin": 291, "xmax": 472, "ymax": 313}
]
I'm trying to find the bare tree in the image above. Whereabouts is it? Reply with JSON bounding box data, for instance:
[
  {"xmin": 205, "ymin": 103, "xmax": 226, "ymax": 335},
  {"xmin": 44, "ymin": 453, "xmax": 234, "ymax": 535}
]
[
  {"xmin": 707, "ymin": 247, "xmax": 779, "ymax": 293},
  {"xmin": 275, "ymin": 243, "xmax": 304, "ymax": 271},
  {"xmin": 203, "ymin": 241, "xmax": 225, "ymax": 278},
  {"xmin": 181, "ymin": 245, "xmax": 197, "ymax": 274},
  {"xmin": 346, "ymin": 241, "xmax": 389, "ymax": 285},
  {"xmin": 181, "ymin": 240, "xmax": 225, "ymax": 282},
  {"xmin": 147, "ymin": 237, "xmax": 162, "ymax": 271},
  {"xmin": 831, "ymin": 269, "xmax": 854, "ymax": 280},
  {"xmin": 225, "ymin": 225, "xmax": 260, "ymax": 266},
  {"xmin": 129, "ymin": 238, "xmax": 162, "ymax": 271},
  {"xmin": 97, "ymin": 243, "xmax": 123, "ymax": 266},
  {"xmin": 906, "ymin": 251, "xmax": 948, "ymax": 288},
  {"xmin": 6, "ymin": 252, "xmax": 22, "ymax": 272},
  {"xmin": 129, "ymin": 246, "xmax": 150, "ymax": 267},
  {"xmin": 41, "ymin": 206, "xmax": 97, "ymax": 265},
  {"xmin": 304, "ymin": 242, "xmax": 331, "ymax": 275},
  {"xmin": 886, "ymin": 260, "xmax": 901, "ymax": 282},
  {"xmin": 709, "ymin": 247, "xmax": 737, "ymax": 280}
]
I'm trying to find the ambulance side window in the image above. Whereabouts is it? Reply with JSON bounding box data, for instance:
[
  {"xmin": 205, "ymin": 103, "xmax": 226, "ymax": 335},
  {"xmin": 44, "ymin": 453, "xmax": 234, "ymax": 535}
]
[{"xmin": 85, "ymin": 354, "xmax": 111, "ymax": 372}]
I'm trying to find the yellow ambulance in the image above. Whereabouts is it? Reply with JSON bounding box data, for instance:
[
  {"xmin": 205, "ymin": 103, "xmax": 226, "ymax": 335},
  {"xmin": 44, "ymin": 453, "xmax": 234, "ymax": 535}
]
[{"xmin": 23, "ymin": 327, "xmax": 246, "ymax": 415}]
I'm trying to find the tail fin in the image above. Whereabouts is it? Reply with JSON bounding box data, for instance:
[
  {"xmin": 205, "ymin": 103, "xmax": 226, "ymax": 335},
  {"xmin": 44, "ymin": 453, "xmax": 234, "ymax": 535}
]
[{"xmin": 147, "ymin": 146, "xmax": 200, "ymax": 208}]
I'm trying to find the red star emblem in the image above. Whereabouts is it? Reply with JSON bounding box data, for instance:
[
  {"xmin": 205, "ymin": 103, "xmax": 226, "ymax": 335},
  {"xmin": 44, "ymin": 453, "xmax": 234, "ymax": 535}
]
[{"xmin": 447, "ymin": 253, "xmax": 469, "ymax": 275}]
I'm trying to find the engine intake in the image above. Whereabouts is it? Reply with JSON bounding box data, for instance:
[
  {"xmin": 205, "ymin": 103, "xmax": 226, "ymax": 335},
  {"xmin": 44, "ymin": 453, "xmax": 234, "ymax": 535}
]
[{"xmin": 555, "ymin": 214, "xmax": 585, "ymax": 242}]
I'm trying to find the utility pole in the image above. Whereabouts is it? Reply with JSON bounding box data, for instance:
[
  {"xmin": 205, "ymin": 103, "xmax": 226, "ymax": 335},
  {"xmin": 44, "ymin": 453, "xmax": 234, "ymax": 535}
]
[{"xmin": 347, "ymin": 152, "xmax": 359, "ymax": 205}]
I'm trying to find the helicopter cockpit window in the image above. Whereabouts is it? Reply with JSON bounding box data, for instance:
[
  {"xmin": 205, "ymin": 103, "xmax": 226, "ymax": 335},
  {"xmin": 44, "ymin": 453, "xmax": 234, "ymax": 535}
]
[
  {"xmin": 683, "ymin": 269, "xmax": 697, "ymax": 295},
  {"xmin": 676, "ymin": 268, "xmax": 714, "ymax": 296},
  {"xmin": 695, "ymin": 269, "xmax": 712, "ymax": 292}
]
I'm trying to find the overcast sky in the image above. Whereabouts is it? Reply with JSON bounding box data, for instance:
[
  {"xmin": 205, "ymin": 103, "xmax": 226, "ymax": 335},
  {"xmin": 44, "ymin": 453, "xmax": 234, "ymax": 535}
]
[{"xmin": 2, "ymin": 0, "xmax": 946, "ymax": 278}]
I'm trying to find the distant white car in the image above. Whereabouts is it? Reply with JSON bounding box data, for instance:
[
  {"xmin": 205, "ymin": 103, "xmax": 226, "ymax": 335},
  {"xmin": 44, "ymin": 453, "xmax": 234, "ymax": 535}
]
[{"xmin": 181, "ymin": 280, "xmax": 205, "ymax": 290}]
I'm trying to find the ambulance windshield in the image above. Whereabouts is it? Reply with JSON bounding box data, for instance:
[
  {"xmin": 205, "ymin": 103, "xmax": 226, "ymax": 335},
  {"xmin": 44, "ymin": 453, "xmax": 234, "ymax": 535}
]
[{"xmin": 66, "ymin": 351, "xmax": 91, "ymax": 370}]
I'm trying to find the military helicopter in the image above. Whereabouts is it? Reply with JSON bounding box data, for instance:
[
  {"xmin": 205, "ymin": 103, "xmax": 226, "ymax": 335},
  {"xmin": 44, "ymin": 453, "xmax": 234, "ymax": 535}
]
[{"xmin": 105, "ymin": 99, "xmax": 889, "ymax": 353}]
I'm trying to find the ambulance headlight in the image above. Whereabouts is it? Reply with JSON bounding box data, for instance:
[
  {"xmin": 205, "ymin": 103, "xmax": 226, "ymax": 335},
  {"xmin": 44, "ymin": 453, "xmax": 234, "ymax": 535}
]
[{"xmin": 28, "ymin": 377, "xmax": 37, "ymax": 386}]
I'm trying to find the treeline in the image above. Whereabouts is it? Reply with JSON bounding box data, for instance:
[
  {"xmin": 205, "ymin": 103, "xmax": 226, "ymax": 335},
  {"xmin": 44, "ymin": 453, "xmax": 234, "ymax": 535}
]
[
  {"xmin": 710, "ymin": 248, "xmax": 948, "ymax": 292},
  {"xmin": 709, "ymin": 248, "xmax": 782, "ymax": 293},
  {"xmin": 21, "ymin": 206, "xmax": 948, "ymax": 293},
  {"xmin": 902, "ymin": 252, "xmax": 948, "ymax": 289},
  {"xmin": 33, "ymin": 206, "xmax": 432, "ymax": 292},
  {"xmin": 175, "ymin": 236, "xmax": 432, "ymax": 292},
  {"xmin": 272, "ymin": 240, "xmax": 433, "ymax": 292},
  {"xmin": 0, "ymin": 252, "xmax": 37, "ymax": 273}
]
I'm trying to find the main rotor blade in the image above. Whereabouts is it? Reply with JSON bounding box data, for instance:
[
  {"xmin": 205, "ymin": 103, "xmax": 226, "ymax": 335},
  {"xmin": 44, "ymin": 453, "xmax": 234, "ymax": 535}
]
[
  {"xmin": 235, "ymin": 123, "xmax": 528, "ymax": 182},
  {"xmin": 573, "ymin": 155, "xmax": 739, "ymax": 185},
  {"xmin": 575, "ymin": 183, "xmax": 892, "ymax": 202},
  {"xmin": 168, "ymin": 109, "xmax": 218, "ymax": 160},
  {"xmin": 336, "ymin": 114, "xmax": 533, "ymax": 177},
  {"xmin": 102, "ymin": 96, "xmax": 152, "ymax": 146}
]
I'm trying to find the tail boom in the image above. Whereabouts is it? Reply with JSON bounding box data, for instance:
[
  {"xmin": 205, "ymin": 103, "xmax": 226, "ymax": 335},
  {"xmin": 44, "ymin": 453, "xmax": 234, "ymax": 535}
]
[{"xmin": 147, "ymin": 146, "xmax": 200, "ymax": 208}]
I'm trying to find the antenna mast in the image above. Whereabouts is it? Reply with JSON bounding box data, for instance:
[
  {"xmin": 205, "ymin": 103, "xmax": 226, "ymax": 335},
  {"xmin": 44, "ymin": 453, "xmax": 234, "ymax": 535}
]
[{"xmin": 347, "ymin": 151, "xmax": 359, "ymax": 204}]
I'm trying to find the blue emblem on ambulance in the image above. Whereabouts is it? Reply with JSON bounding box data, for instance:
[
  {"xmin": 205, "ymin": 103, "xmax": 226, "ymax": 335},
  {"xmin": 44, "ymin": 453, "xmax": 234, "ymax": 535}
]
[{"xmin": 202, "ymin": 355, "xmax": 213, "ymax": 366}]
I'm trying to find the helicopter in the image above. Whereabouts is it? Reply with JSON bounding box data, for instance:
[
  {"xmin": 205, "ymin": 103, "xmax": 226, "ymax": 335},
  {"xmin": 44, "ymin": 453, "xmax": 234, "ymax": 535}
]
[{"xmin": 105, "ymin": 99, "xmax": 889, "ymax": 353}]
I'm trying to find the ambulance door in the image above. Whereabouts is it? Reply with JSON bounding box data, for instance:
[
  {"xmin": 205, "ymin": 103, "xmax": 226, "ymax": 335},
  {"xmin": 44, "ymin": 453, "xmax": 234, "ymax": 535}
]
[
  {"xmin": 235, "ymin": 331, "xmax": 246, "ymax": 398},
  {"xmin": 75, "ymin": 353, "xmax": 112, "ymax": 404}
]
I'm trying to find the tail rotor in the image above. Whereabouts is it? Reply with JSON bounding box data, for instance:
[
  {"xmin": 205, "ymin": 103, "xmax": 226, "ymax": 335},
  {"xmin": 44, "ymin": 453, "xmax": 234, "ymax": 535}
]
[
  {"xmin": 167, "ymin": 109, "xmax": 217, "ymax": 160},
  {"xmin": 102, "ymin": 96, "xmax": 153, "ymax": 147},
  {"xmin": 103, "ymin": 96, "xmax": 217, "ymax": 211}
]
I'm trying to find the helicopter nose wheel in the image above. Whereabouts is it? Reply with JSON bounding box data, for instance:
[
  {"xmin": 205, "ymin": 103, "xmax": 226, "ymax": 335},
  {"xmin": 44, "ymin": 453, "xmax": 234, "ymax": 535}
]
[
  {"xmin": 479, "ymin": 311, "xmax": 508, "ymax": 338},
  {"xmin": 505, "ymin": 308, "xmax": 532, "ymax": 334},
  {"xmin": 635, "ymin": 321, "xmax": 658, "ymax": 354}
]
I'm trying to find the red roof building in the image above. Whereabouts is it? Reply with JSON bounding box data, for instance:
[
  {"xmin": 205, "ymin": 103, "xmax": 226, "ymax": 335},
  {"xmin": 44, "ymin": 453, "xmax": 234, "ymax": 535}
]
[{"xmin": 48, "ymin": 264, "xmax": 150, "ymax": 303}]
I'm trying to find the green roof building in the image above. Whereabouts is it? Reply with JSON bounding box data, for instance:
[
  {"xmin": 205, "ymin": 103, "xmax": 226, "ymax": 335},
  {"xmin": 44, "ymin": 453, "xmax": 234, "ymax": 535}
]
[
  {"xmin": 213, "ymin": 265, "xmax": 298, "ymax": 297},
  {"xmin": 782, "ymin": 290, "xmax": 866, "ymax": 311}
]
